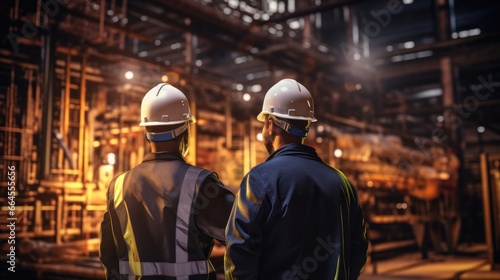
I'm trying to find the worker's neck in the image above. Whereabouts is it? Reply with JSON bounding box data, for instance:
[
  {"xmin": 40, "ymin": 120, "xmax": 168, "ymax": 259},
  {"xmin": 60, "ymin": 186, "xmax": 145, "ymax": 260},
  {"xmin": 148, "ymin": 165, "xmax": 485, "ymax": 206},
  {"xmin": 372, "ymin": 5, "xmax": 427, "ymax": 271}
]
[
  {"xmin": 274, "ymin": 135, "xmax": 304, "ymax": 150},
  {"xmin": 150, "ymin": 141, "xmax": 179, "ymax": 153}
]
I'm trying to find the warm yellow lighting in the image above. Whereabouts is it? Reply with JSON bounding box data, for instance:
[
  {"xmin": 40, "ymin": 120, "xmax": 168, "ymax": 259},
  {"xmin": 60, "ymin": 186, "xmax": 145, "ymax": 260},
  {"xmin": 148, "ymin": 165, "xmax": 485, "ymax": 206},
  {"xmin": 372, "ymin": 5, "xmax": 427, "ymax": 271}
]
[
  {"xmin": 110, "ymin": 138, "xmax": 118, "ymax": 145},
  {"xmin": 93, "ymin": 140, "xmax": 100, "ymax": 147},
  {"xmin": 197, "ymin": 119, "xmax": 207, "ymax": 126}
]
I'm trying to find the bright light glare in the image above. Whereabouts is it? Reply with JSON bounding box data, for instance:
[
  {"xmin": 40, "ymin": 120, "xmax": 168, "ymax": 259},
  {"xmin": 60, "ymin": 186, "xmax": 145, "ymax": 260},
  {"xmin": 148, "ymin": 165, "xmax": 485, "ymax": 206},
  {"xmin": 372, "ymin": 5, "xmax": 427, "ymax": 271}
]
[
  {"xmin": 107, "ymin": 153, "xmax": 116, "ymax": 165},
  {"xmin": 334, "ymin": 148, "xmax": 343, "ymax": 158},
  {"xmin": 256, "ymin": 133, "xmax": 263, "ymax": 141},
  {"xmin": 124, "ymin": 71, "xmax": 134, "ymax": 80}
]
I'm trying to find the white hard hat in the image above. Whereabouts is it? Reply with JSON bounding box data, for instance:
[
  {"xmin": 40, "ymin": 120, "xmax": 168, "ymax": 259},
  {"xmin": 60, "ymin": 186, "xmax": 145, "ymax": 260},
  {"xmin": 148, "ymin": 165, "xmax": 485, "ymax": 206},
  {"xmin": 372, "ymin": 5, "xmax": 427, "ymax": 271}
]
[
  {"xmin": 139, "ymin": 83, "xmax": 195, "ymax": 126},
  {"xmin": 257, "ymin": 79, "xmax": 317, "ymax": 122}
]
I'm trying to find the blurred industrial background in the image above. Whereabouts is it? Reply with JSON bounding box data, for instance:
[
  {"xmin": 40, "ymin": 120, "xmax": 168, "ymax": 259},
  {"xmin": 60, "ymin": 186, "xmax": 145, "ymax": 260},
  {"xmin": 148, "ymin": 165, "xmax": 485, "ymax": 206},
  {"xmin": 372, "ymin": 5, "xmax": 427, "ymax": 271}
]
[{"xmin": 1, "ymin": 0, "xmax": 500, "ymax": 279}]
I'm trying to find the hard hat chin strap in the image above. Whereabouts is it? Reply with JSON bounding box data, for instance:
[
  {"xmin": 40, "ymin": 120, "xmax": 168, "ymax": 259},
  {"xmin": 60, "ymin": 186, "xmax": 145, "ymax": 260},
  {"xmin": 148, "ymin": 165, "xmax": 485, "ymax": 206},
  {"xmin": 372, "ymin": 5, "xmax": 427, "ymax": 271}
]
[
  {"xmin": 145, "ymin": 123, "xmax": 188, "ymax": 142},
  {"xmin": 271, "ymin": 116, "xmax": 309, "ymax": 137}
]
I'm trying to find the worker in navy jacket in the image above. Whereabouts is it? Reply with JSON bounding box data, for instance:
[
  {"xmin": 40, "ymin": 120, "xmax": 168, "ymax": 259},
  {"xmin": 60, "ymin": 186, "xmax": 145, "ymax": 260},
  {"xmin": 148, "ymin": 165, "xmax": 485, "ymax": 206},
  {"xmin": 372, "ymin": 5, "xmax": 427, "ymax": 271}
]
[{"xmin": 225, "ymin": 79, "xmax": 368, "ymax": 279}]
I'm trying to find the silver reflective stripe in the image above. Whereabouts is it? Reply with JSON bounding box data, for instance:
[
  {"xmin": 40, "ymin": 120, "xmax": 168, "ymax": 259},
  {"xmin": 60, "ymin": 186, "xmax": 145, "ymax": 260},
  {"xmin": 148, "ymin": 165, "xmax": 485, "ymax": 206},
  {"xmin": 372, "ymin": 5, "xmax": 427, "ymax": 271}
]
[
  {"xmin": 175, "ymin": 167, "xmax": 203, "ymax": 280},
  {"xmin": 119, "ymin": 260, "xmax": 212, "ymax": 276},
  {"xmin": 176, "ymin": 167, "xmax": 202, "ymax": 261}
]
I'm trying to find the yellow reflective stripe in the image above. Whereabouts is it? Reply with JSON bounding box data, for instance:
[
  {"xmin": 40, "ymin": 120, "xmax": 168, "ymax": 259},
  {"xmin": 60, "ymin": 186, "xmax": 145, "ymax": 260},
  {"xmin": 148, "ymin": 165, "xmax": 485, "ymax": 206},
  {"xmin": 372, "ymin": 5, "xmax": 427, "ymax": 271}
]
[
  {"xmin": 334, "ymin": 255, "xmax": 340, "ymax": 280},
  {"xmin": 339, "ymin": 204, "xmax": 347, "ymax": 279},
  {"xmin": 123, "ymin": 202, "xmax": 141, "ymax": 277},
  {"xmin": 112, "ymin": 172, "xmax": 142, "ymax": 277},
  {"xmin": 119, "ymin": 260, "xmax": 213, "ymax": 276},
  {"xmin": 113, "ymin": 173, "xmax": 126, "ymax": 208}
]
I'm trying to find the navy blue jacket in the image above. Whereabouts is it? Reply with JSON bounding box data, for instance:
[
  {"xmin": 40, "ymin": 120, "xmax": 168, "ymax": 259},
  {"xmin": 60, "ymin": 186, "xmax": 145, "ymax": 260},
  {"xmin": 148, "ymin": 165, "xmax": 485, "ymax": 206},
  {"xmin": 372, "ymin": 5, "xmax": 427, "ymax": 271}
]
[{"xmin": 225, "ymin": 144, "xmax": 368, "ymax": 279}]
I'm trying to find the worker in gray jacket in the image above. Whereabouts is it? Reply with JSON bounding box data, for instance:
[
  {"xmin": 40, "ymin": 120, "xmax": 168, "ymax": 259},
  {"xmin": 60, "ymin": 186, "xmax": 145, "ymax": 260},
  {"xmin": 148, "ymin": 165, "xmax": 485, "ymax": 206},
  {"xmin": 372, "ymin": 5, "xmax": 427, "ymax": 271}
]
[
  {"xmin": 100, "ymin": 83, "xmax": 234, "ymax": 280},
  {"xmin": 225, "ymin": 79, "xmax": 368, "ymax": 279}
]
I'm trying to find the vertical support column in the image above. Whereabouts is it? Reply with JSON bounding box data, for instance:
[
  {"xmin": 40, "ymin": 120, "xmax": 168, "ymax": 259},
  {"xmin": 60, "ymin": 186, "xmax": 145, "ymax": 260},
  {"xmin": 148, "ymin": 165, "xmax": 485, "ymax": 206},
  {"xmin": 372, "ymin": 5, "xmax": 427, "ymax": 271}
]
[
  {"xmin": 480, "ymin": 153, "xmax": 500, "ymax": 270},
  {"xmin": 185, "ymin": 20, "xmax": 196, "ymax": 165},
  {"xmin": 56, "ymin": 193, "xmax": 63, "ymax": 244},
  {"xmin": 39, "ymin": 23, "xmax": 57, "ymax": 181},
  {"xmin": 99, "ymin": 0, "xmax": 106, "ymax": 39},
  {"xmin": 441, "ymin": 56, "xmax": 455, "ymax": 143},
  {"xmin": 436, "ymin": 0, "xmax": 450, "ymax": 42},
  {"xmin": 226, "ymin": 92, "xmax": 232, "ymax": 150},
  {"xmin": 303, "ymin": 13, "xmax": 311, "ymax": 49},
  {"xmin": 243, "ymin": 122, "xmax": 250, "ymax": 175},
  {"xmin": 119, "ymin": 0, "xmax": 127, "ymax": 49},
  {"xmin": 78, "ymin": 52, "xmax": 87, "ymax": 182},
  {"xmin": 436, "ymin": 0, "xmax": 463, "ymax": 255},
  {"xmin": 118, "ymin": 93, "xmax": 124, "ymax": 173},
  {"xmin": 60, "ymin": 52, "xmax": 71, "ymax": 170},
  {"xmin": 23, "ymin": 70, "xmax": 35, "ymax": 185}
]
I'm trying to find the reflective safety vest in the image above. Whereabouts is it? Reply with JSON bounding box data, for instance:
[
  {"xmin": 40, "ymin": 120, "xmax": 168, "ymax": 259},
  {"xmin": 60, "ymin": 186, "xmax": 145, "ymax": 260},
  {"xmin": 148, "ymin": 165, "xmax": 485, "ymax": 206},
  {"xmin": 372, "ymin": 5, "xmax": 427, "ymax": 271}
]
[{"xmin": 109, "ymin": 165, "xmax": 215, "ymax": 279}]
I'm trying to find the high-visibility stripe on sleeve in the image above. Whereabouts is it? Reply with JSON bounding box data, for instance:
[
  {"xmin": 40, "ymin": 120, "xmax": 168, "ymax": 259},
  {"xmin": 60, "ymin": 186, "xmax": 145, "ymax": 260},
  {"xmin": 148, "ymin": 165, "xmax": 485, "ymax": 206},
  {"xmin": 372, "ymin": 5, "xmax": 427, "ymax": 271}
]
[
  {"xmin": 112, "ymin": 172, "xmax": 142, "ymax": 277},
  {"xmin": 113, "ymin": 173, "xmax": 126, "ymax": 208}
]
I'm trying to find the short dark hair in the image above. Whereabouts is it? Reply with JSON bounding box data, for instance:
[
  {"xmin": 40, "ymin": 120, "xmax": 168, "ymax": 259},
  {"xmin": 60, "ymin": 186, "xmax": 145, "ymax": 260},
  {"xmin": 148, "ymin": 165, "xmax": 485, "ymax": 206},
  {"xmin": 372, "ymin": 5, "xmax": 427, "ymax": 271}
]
[{"xmin": 145, "ymin": 123, "xmax": 185, "ymax": 133}]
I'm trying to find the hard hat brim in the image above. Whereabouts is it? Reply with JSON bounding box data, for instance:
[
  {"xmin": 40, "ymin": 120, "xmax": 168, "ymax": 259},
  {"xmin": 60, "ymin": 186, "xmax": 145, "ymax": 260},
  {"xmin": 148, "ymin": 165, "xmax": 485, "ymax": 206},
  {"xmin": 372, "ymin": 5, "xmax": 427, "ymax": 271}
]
[
  {"xmin": 256, "ymin": 112, "xmax": 317, "ymax": 122},
  {"xmin": 139, "ymin": 117, "xmax": 196, "ymax": 126}
]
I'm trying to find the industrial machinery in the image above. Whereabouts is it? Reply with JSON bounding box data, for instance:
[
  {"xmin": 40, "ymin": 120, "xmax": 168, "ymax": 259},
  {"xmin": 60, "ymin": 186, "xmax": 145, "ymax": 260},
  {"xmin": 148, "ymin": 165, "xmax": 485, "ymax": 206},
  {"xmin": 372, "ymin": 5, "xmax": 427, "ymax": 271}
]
[{"xmin": 332, "ymin": 131, "xmax": 461, "ymax": 258}]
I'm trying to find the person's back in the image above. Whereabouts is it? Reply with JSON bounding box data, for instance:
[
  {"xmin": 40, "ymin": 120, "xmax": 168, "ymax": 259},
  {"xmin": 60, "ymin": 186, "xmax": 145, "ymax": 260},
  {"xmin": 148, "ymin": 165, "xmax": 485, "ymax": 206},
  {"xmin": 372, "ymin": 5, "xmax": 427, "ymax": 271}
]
[
  {"xmin": 100, "ymin": 83, "xmax": 234, "ymax": 279},
  {"xmin": 225, "ymin": 79, "xmax": 368, "ymax": 279}
]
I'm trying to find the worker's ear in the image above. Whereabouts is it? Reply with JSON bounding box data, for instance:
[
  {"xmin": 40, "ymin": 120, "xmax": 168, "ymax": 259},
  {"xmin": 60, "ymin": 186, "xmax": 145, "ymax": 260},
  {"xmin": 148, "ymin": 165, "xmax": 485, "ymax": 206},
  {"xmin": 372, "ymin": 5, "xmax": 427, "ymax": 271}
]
[
  {"xmin": 267, "ymin": 117, "xmax": 275, "ymax": 135},
  {"xmin": 144, "ymin": 131, "xmax": 150, "ymax": 143}
]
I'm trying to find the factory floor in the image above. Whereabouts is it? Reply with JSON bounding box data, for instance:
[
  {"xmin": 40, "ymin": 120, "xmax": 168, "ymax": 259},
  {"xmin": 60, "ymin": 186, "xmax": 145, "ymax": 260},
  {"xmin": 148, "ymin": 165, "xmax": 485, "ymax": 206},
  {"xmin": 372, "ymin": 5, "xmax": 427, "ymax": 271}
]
[
  {"xmin": 360, "ymin": 243, "xmax": 500, "ymax": 280},
  {"xmin": 4, "ymin": 242, "xmax": 500, "ymax": 280}
]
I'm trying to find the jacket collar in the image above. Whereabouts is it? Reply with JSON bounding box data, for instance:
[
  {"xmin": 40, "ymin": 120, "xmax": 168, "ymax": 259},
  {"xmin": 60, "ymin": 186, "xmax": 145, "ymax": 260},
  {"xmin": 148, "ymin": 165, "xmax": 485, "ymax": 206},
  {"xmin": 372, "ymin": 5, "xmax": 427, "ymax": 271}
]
[
  {"xmin": 266, "ymin": 143, "xmax": 319, "ymax": 162},
  {"xmin": 143, "ymin": 152, "xmax": 185, "ymax": 162}
]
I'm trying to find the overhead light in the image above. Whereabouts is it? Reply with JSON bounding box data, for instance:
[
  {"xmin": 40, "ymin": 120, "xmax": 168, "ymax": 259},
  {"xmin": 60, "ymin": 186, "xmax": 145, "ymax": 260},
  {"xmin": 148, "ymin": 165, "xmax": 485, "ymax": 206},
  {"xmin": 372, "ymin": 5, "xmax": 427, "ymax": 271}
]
[
  {"xmin": 251, "ymin": 84, "xmax": 262, "ymax": 92},
  {"xmin": 477, "ymin": 126, "xmax": 486, "ymax": 133},
  {"xmin": 124, "ymin": 71, "xmax": 134, "ymax": 80},
  {"xmin": 289, "ymin": 20, "xmax": 301, "ymax": 29},
  {"xmin": 243, "ymin": 93, "xmax": 251, "ymax": 101},
  {"xmin": 334, "ymin": 149, "xmax": 343, "ymax": 158},
  {"xmin": 404, "ymin": 41, "xmax": 415, "ymax": 49}
]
